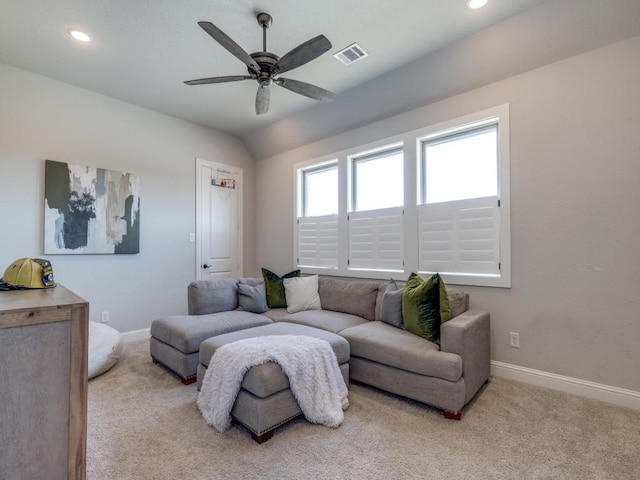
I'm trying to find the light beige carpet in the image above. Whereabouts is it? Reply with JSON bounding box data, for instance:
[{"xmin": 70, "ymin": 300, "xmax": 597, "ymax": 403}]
[{"xmin": 87, "ymin": 340, "xmax": 640, "ymax": 479}]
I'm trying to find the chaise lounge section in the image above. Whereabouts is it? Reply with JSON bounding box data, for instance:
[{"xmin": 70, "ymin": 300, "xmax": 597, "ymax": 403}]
[{"xmin": 150, "ymin": 278, "xmax": 272, "ymax": 385}]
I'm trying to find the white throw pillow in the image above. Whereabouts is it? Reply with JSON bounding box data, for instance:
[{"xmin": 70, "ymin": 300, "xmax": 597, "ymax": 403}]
[{"xmin": 283, "ymin": 275, "xmax": 322, "ymax": 313}]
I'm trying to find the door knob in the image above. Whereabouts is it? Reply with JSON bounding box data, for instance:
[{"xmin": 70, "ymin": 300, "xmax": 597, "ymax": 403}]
[{"xmin": 202, "ymin": 264, "xmax": 210, "ymax": 269}]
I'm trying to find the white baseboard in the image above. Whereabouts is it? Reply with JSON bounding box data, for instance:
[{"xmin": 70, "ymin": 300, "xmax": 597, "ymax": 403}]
[
  {"xmin": 491, "ymin": 360, "xmax": 640, "ymax": 411},
  {"xmin": 121, "ymin": 328, "xmax": 150, "ymax": 343}
]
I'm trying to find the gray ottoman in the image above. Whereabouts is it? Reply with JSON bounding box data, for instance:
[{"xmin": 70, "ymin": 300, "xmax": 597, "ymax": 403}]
[
  {"xmin": 197, "ymin": 322, "xmax": 350, "ymax": 443},
  {"xmin": 150, "ymin": 311, "xmax": 273, "ymax": 384}
]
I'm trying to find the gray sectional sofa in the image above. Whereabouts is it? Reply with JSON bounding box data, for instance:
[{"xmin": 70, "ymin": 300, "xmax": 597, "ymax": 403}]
[{"xmin": 150, "ymin": 275, "xmax": 490, "ymax": 441}]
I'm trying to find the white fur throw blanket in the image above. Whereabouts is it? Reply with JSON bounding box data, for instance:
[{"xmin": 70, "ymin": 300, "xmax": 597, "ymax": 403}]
[{"xmin": 197, "ymin": 335, "xmax": 349, "ymax": 433}]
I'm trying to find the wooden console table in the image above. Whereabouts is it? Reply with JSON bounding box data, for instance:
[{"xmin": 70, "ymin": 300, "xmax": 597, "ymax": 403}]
[{"xmin": 0, "ymin": 285, "xmax": 88, "ymax": 480}]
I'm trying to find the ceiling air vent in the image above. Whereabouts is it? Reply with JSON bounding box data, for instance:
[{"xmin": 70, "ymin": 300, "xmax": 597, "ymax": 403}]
[{"xmin": 333, "ymin": 43, "xmax": 368, "ymax": 66}]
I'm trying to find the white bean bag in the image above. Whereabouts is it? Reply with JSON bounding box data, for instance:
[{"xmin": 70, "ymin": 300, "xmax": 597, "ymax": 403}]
[{"xmin": 88, "ymin": 321, "xmax": 123, "ymax": 380}]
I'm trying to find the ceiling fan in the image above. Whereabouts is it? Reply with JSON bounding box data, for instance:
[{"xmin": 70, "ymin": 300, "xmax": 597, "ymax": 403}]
[{"xmin": 184, "ymin": 13, "xmax": 336, "ymax": 115}]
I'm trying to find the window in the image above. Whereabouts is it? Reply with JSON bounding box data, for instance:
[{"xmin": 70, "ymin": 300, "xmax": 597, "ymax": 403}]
[
  {"xmin": 302, "ymin": 163, "xmax": 338, "ymax": 216},
  {"xmin": 416, "ymin": 107, "xmax": 510, "ymax": 287},
  {"xmin": 422, "ymin": 124, "xmax": 497, "ymax": 205},
  {"xmin": 293, "ymin": 104, "xmax": 510, "ymax": 287},
  {"xmin": 348, "ymin": 145, "xmax": 404, "ymax": 272},
  {"xmin": 296, "ymin": 161, "xmax": 339, "ymax": 270},
  {"xmin": 351, "ymin": 146, "xmax": 403, "ymax": 212}
]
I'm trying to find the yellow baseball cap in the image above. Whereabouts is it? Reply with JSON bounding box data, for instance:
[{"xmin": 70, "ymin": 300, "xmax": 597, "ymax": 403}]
[{"xmin": 0, "ymin": 258, "xmax": 56, "ymax": 290}]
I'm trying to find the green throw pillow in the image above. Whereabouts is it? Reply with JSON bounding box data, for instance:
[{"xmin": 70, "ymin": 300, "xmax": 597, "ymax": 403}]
[
  {"xmin": 261, "ymin": 268, "xmax": 301, "ymax": 308},
  {"xmin": 402, "ymin": 273, "xmax": 451, "ymax": 344}
]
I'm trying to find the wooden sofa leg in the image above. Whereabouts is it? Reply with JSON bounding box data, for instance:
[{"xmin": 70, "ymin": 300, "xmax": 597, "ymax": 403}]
[
  {"xmin": 151, "ymin": 356, "xmax": 196, "ymax": 386},
  {"xmin": 251, "ymin": 430, "xmax": 274, "ymax": 444},
  {"xmin": 444, "ymin": 410, "xmax": 462, "ymax": 420}
]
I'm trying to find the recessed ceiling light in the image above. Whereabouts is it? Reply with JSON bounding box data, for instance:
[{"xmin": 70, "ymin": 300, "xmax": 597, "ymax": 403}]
[
  {"xmin": 467, "ymin": 0, "xmax": 488, "ymax": 9},
  {"xmin": 68, "ymin": 29, "xmax": 91, "ymax": 42}
]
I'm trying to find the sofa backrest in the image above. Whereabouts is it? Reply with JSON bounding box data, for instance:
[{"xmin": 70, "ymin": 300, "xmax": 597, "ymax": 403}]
[
  {"xmin": 448, "ymin": 288, "xmax": 469, "ymax": 319},
  {"xmin": 372, "ymin": 280, "xmax": 469, "ymax": 321},
  {"xmin": 187, "ymin": 275, "xmax": 469, "ymax": 320},
  {"xmin": 318, "ymin": 277, "xmax": 381, "ymax": 321},
  {"xmin": 188, "ymin": 279, "xmax": 239, "ymax": 315}
]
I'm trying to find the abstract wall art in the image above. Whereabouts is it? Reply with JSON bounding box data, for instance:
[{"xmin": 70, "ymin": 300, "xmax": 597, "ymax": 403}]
[{"xmin": 44, "ymin": 160, "xmax": 140, "ymax": 254}]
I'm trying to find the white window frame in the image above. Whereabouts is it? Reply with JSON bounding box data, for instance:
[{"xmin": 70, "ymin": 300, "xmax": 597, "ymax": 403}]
[
  {"xmin": 415, "ymin": 104, "xmax": 510, "ymax": 288},
  {"xmin": 294, "ymin": 157, "xmax": 341, "ymax": 273},
  {"xmin": 293, "ymin": 104, "xmax": 510, "ymax": 288},
  {"xmin": 346, "ymin": 142, "xmax": 405, "ymax": 273}
]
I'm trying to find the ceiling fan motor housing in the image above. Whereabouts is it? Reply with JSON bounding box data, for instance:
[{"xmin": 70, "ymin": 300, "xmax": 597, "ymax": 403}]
[{"xmin": 250, "ymin": 51, "xmax": 279, "ymax": 85}]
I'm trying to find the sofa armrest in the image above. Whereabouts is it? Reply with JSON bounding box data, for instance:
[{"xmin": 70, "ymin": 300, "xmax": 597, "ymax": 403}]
[{"xmin": 440, "ymin": 310, "xmax": 490, "ymax": 403}]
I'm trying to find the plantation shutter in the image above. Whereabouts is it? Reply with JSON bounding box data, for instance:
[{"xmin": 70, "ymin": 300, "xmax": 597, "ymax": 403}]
[
  {"xmin": 419, "ymin": 196, "xmax": 499, "ymax": 275},
  {"xmin": 348, "ymin": 206, "xmax": 403, "ymax": 271},
  {"xmin": 296, "ymin": 214, "xmax": 338, "ymax": 269}
]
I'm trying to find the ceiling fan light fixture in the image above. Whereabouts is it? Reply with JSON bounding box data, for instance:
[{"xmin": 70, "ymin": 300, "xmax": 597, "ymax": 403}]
[
  {"xmin": 467, "ymin": 0, "xmax": 488, "ymax": 9},
  {"xmin": 68, "ymin": 29, "xmax": 91, "ymax": 42}
]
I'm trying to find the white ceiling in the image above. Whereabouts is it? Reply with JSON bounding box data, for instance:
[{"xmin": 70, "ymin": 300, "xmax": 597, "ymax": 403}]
[{"xmin": 0, "ymin": 0, "xmax": 547, "ymax": 138}]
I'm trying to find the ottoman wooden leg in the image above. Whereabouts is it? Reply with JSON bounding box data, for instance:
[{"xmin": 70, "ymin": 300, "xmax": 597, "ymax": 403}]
[
  {"xmin": 444, "ymin": 410, "xmax": 462, "ymax": 420},
  {"xmin": 251, "ymin": 430, "xmax": 274, "ymax": 444}
]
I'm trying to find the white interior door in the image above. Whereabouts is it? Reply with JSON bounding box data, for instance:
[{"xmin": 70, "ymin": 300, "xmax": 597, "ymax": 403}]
[{"xmin": 196, "ymin": 159, "xmax": 243, "ymax": 280}]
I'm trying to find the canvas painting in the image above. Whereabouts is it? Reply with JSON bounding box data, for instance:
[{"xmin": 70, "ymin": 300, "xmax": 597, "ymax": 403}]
[{"xmin": 44, "ymin": 160, "xmax": 140, "ymax": 254}]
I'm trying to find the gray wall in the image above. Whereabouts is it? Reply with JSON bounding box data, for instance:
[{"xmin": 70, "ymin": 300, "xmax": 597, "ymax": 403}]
[
  {"xmin": 243, "ymin": 0, "xmax": 640, "ymax": 161},
  {"xmin": 0, "ymin": 63, "xmax": 256, "ymax": 333},
  {"xmin": 254, "ymin": 36, "xmax": 640, "ymax": 392}
]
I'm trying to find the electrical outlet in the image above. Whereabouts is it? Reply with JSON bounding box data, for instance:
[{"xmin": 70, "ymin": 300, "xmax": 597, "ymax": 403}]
[
  {"xmin": 509, "ymin": 332, "xmax": 520, "ymax": 348},
  {"xmin": 101, "ymin": 311, "xmax": 109, "ymax": 323}
]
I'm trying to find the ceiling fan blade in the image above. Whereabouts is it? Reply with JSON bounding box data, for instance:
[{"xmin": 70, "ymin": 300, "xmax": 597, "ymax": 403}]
[
  {"xmin": 198, "ymin": 21, "xmax": 260, "ymax": 74},
  {"xmin": 256, "ymin": 85, "xmax": 271, "ymax": 115},
  {"xmin": 276, "ymin": 78, "xmax": 336, "ymax": 102},
  {"xmin": 184, "ymin": 75, "xmax": 254, "ymax": 86},
  {"xmin": 273, "ymin": 35, "xmax": 332, "ymax": 75}
]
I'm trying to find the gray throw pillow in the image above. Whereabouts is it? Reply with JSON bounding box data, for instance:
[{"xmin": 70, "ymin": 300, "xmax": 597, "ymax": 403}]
[
  {"xmin": 237, "ymin": 282, "xmax": 268, "ymax": 314},
  {"xmin": 381, "ymin": 280, "xmax": 404, "ymax": 328}
]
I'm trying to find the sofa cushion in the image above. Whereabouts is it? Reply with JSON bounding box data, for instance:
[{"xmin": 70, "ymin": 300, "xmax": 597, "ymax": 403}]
[
  {"xmin": 200, "ymin": 322, "xmax": 350, "ymax": 367},
  {"xmin": 402, "ymin": 273, "xmax": 451, "ymax": 343},
  {"xmin": 188, "ymin": 279, "xmax": 239, "ymax": 315},
  {"xmin": 237, "ymin": 282, "xmax": 268, "ymax": 314},
  {"xmin": 448, "ymin": 288, "xmax": 468, "ymax": 319},
  {"xmin": 279, "ymin": 309, "xmax": 368, "ymax": 333},
  {"xmin": 261, "ymin": 308, "xmax": 289, "ymax": 322},
  {"xmin": 380, "ymin": 280, "xmax": 404, "ymax": 328},
  {"xmin": 318, "ymin": 277, "xmax": 380, "ymax": 321},
  {"xmin": 151, "ymin": 311, "xmax": 272, "ymax": 354},
  {"xmin": 340, "ymin": 321, "xmax": 462, "ymax": 382},
  {"xmin": 262, "ymin": 268, "xmax": 300, "ymax": 308},
  {"xmin": 283, "ymin": 275, "xmax": 321, "ymax": 313}
]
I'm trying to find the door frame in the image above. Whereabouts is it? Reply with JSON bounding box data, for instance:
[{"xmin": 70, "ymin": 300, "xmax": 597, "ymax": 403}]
[{"xmin": 195, "ymin": 158, "xmax": 243, "ymax": 280}]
